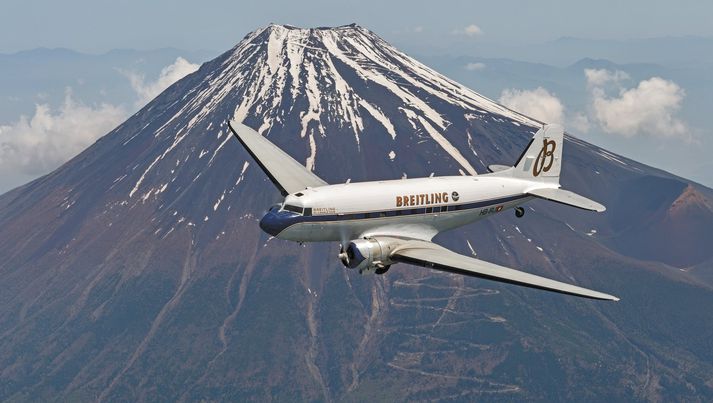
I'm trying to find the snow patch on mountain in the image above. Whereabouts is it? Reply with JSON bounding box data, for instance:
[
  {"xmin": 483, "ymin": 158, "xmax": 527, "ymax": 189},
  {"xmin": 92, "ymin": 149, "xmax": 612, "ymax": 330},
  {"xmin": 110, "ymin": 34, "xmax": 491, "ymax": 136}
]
[{"xmin": 126, "ymin": 23, "xmax": 540, "ymax": 200}]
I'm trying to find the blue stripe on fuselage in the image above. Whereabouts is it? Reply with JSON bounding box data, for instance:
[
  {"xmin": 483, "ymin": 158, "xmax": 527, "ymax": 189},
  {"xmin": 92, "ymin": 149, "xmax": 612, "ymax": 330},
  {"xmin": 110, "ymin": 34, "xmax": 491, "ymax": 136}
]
[{"xmin": 260, "ymin": 194, "xmax": 527, "ymax": 237}]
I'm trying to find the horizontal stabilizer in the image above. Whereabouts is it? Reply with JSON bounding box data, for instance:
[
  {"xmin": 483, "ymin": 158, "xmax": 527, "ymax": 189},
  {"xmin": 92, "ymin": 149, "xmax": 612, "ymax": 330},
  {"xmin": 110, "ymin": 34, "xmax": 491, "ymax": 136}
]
[
  {"xmin": 528, "ymin": 188, "xmax": 605, "ymax": 212},
  {"xmin": 487, "ymin": 164, "xmax": 510, "ymax": 173}
]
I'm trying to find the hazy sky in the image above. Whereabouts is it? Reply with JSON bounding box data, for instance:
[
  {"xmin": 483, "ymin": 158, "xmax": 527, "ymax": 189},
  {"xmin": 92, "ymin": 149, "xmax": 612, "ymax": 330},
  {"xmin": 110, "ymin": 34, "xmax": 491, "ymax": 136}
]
[{"xmin": 2, "ymin": 0, "xmax": 712, "ymax": 53}]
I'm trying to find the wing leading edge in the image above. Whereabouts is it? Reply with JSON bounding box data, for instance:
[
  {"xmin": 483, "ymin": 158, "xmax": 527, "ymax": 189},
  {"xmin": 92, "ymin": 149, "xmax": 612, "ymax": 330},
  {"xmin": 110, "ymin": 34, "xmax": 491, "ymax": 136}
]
[
  {"xmin": 390, "ymin": 239, "xmax": 619, "ymax": 301},
  {"xmin": 229, "ymin": 121, "xmax": 328, "ymax": 196}
]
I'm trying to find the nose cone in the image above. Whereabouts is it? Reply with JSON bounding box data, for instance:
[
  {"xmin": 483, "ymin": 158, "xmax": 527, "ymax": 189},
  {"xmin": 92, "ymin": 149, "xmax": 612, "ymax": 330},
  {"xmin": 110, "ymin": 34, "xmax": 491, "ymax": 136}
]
[{"xmin": 259, "ymin": 211, "xmax": 284, "ymax": 236}]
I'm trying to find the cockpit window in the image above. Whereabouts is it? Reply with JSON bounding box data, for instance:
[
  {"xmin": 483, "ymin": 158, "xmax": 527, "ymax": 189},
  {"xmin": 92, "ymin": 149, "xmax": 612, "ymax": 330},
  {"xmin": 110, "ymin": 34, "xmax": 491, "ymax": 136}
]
[{"xmin": 283, "ymin": 204, "xmax": 304, "ymax": 215}]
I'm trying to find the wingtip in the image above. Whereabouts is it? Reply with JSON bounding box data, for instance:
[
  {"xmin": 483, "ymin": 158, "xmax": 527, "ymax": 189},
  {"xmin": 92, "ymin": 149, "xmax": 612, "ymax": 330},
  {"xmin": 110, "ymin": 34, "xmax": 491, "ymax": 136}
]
[
  {"xmin": 589, "ymin": 290, "xmax": 619, "ymax": 301},
  {"xmin": 228, "ymin": 120, "xmax": 256, "ymax": 138},
  {"xmin": 602, "ymin": 294, "xmax": 620, "ymax": 302},
  {"xmin": 228, "ymin": 119, "xmax": 240, "ymax": 130}
]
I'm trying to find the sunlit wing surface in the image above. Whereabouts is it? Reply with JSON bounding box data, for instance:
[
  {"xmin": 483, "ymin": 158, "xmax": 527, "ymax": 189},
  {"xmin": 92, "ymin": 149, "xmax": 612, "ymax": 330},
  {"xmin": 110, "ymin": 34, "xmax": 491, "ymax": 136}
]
[
  {"xmin": 528, "ymin": 188, "xmax": 606, "ymax": 212},
  {"xmin": 390, "ymin": 239, "xmax": 619, "ymax": 301},
  {"xmin": 229, "ymin": 121, "xmax": 328, "ymax": 196}
]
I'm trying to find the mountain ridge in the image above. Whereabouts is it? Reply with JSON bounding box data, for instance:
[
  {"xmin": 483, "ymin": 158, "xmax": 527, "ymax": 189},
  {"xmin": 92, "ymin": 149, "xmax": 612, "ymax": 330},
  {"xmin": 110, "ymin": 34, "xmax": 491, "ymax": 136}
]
[{"xmin": 1, "ymin": 23, "xmax": 713, "ymax": 401}]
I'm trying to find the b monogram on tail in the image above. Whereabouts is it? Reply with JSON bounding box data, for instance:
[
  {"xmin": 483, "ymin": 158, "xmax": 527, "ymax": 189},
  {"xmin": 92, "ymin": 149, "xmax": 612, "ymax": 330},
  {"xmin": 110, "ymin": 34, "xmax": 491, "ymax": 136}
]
[{"xmin": 533, "ymin": 138, "xmax": 557, "ymax": 176}]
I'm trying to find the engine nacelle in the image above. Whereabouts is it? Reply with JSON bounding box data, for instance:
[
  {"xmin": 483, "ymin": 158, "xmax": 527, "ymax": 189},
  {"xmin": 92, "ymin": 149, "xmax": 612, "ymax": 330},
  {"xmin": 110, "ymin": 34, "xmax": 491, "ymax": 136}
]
[{"xmin": 338, "ymin": 237, "xmax": 397, "ymax": 274}]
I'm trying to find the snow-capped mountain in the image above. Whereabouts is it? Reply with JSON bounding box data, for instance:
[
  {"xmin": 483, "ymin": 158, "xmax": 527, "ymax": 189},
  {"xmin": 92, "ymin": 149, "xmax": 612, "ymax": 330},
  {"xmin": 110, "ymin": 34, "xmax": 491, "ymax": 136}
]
[{"xmin": 1, "ymin": 24, "xmax": 712, "ymax": 401}]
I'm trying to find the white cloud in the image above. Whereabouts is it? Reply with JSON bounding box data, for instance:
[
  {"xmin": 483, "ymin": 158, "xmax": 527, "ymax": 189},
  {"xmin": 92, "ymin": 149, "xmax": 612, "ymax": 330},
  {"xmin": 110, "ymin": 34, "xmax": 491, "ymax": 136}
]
[
  {"xmin": 568, "ymin": 112, "xmax": 591, "ymax": 133},
  {"xmin": 453, "ymin": 24, "xmax": 483, "ymax": 37},
  {"xmin": 465, "ymin": 62, "xmax": 486, "ymax": 71},
  {"xmin": 464, "ymin": 24, "xmax": 482, "ymax": 36},
  {"xmin": 586, "ymin": 69, "xmax": 688, "ymax": 139},
  {"xmin": 0, "ymin": 57, "xmax": 200, "ymax": 190},
  {"xmin": 123, "ymin": 57, "xmax": 199, "ymax": 107},
  {"xmin": 0, "ymin": 90, "xmax": 126, "ymax": 176},
  {"xmin": 584, "ymin": 68, "xmax": 629, "ymax": 88},
  {"xmin": 498, "ymin": 87, "xmax": 565, "ymax": 124}
]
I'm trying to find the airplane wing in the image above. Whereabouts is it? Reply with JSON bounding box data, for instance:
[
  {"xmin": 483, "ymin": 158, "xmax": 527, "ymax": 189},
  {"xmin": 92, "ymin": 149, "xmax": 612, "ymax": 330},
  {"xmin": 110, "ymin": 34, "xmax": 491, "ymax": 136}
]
[
  {"xmin": 389, "ymin": 239, "xmax": 619, "ymax": 301},
  {"xmin": 229, "ymin": 120, "xmax": 328, "ymax": 196}
]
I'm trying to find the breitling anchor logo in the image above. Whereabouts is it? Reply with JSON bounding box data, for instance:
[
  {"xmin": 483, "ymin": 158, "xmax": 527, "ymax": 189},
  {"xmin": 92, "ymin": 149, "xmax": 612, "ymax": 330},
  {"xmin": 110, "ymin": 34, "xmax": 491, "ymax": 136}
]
[{"xmin": 533, "ymin": 138, "xmax": 557, "ymax": 176}]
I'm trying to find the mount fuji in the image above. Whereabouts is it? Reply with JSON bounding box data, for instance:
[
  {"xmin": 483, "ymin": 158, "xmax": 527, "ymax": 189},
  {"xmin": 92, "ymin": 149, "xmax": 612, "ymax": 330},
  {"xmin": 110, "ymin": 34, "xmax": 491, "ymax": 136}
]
[{"xmin": 1, "ymin": 24, "xmax": 713, "ymax": 401}]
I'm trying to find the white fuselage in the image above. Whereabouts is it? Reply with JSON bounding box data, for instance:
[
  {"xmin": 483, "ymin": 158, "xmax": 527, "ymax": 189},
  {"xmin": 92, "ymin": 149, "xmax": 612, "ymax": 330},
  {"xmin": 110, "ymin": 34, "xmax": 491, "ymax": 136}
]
[{"xmin": 260, "ymin": 174, "xmax": 542, "ymax": 242}]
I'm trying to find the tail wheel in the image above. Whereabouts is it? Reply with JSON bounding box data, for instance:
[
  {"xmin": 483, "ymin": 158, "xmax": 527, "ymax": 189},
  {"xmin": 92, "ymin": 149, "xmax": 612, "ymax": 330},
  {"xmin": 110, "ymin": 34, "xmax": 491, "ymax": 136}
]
[
  {"xmin": 515, "ymin": 207, "xmax": 525, "ymax": 218},
  {"xmin": 375, "ymin": 265, "xmax": 390, "ymax": 275}
]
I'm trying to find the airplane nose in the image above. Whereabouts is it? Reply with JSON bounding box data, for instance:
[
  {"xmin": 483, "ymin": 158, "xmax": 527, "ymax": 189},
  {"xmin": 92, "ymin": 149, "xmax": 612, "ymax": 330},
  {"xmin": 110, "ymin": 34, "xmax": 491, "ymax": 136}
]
[{"xmin": 259, "ymin": 211, "xmax": 282, "ymax": 236}]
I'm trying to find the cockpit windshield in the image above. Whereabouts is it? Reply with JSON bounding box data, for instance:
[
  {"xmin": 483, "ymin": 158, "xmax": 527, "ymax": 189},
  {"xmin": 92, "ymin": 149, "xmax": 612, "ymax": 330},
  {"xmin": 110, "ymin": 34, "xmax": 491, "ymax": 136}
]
[
  {"xmin": 282, "ymin": 204, "xmax": 304, "ymax": 215},
  {"xmin": 281, "ymin": 204, "xmax": 312, "ymax": 216}
]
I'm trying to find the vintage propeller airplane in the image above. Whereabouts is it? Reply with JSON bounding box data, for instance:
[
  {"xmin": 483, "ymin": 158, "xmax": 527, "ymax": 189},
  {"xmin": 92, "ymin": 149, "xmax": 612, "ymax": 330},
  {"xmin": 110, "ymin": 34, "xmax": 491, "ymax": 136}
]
[{"xmin": 229, "ymin": 120, "xmax": 618, "ymax": 301}]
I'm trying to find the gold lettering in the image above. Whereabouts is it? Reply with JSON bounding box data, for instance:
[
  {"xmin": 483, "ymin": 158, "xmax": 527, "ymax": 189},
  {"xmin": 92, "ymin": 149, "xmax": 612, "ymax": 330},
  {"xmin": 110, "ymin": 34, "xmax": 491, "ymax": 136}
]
[
  {"xmin": 410, "ymin": 195, "xmax": 415, "ymax": 206},
  {"xmin": 426, "ymin": 193, "xmax": 431, "ymax": 205},
  {"xmin": 434, "ymin": 193, "xmax": 442, "ymax": 203},
  {"xmin": 396, "ymin": 196, "xmax": 402, "ymax": 207},
  {"xmin": 418, "ymin": 194, "xmax": 424, "ymax": 205},
  {"xmin": 533, "ymin": 139, "xmax": 557, "ymax": 177},
  {"xmin": 442, "ymin": 192, "xmax": 449, "ymax": 203}
]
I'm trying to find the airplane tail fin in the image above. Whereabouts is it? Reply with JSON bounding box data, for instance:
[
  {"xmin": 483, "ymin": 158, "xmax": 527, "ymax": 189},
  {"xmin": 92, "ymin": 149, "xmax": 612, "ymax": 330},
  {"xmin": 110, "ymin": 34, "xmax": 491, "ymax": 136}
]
[
  {"xmin": 488, "ymin": 124, "xmax": 606, "ymax": 212},
  {"xmin": 490, "ymin": 124, "xmax": 563, "ymax": 184}
]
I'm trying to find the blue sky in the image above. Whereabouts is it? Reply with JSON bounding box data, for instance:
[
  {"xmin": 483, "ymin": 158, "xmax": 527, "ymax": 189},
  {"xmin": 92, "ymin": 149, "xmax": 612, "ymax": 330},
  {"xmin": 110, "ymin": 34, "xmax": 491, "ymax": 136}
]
[
  {"xmin": 2, "ymin": 0, "xmax": 712, "ymax": 53},
  {"xmin": 1, "ymin": 0, "xmax": 712, "ymax": 191}
]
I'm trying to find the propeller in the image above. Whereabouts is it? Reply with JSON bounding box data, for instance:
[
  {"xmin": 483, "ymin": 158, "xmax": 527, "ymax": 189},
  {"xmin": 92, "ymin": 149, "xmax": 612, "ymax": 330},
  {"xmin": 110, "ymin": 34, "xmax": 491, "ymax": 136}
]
[{"xmin": 338, "ymin": 243, "xmax": 350, "ymax": 266}]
